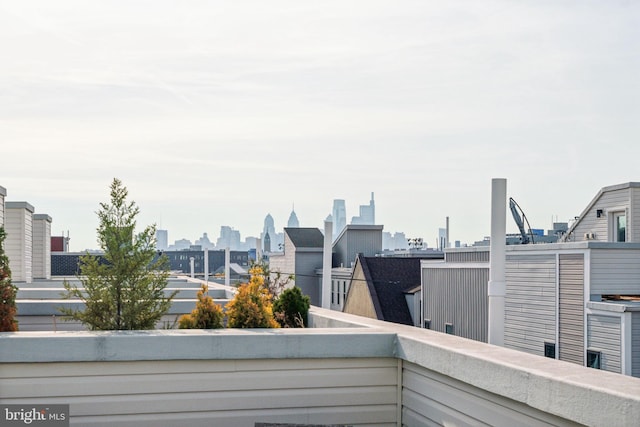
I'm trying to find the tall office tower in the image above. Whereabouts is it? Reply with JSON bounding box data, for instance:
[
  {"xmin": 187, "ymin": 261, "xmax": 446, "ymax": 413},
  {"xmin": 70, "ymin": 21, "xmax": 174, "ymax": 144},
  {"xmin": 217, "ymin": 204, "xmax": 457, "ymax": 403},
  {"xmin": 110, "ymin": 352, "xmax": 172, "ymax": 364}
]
[
  {"xmin": 264, "ymin": 231, "xmax": 271, "ymax": 253},
  {"xmin": 261, "ymin": 214, "xmax": 276, "ymax": 252},
  {"xmin": 216, "ymin": 226, "xmax": 241, "ymax": 250},
  {"xmin": 351, "ymin": 192, "xmax": 375, "ymax": 225},
  {"xmin": 332, "ymin": 199, "xmax": 347, "ymax": 238},
  {"xmin": 156, "ymin": 229, "xmax": 168, "ymax": 251},
  {"xmin": 287, "ymin": 207, "xmax": 300, "ymax": 228}
]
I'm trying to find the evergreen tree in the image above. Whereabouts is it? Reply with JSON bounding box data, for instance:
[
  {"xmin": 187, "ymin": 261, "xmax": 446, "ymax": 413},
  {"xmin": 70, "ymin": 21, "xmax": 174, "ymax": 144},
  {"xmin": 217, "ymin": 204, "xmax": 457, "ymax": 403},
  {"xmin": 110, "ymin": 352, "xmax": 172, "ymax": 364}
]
[
  {"xmin": 0, "ymin": 227, "xmax": 18, "ymax": 332},
  {"xmin": 61, "ymin": 178, "xmax": 176, "ymax": 330},
  {"xmin": 273, "ymin": 286, "xmax": 310, "ymax": 328}
]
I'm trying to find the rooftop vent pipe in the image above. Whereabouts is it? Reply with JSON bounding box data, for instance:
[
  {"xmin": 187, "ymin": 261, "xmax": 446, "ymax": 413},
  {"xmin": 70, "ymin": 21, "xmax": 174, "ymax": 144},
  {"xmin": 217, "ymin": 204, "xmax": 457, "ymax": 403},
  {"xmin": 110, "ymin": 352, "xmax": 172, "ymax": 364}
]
[{"xmin": 488, "ymin": 178, "xmax": 507, "ymax": 346}]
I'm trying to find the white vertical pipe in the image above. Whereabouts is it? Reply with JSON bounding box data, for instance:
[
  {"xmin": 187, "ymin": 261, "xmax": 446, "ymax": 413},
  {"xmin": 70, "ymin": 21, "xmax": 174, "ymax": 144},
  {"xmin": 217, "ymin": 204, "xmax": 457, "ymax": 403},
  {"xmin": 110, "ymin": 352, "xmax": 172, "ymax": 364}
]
[
  {"xmin": 322, "ymin": 216, "xmax": 333, "ymax": 309},
  {"xmin": 488, "ymin": 178, "xmax": 507, "ymax": 346},
  {"xmin": 189, "ymin": 257, "xmax": 195, "ymax": 279},
  {"xmin": 225, "ymin": 247, "xmax": 230, "ymax": 287},
  {"xmin": 204, "ymin": 248, "xmax": 209, "ymax": 284}
]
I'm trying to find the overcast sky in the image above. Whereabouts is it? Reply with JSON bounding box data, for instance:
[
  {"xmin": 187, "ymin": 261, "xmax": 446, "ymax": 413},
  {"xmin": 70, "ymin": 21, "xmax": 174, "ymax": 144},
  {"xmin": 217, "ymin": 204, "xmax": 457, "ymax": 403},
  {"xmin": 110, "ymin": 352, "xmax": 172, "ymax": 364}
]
[{"xmin": 1, "ymin": 1, "xmax": 639, "ymax": 251}]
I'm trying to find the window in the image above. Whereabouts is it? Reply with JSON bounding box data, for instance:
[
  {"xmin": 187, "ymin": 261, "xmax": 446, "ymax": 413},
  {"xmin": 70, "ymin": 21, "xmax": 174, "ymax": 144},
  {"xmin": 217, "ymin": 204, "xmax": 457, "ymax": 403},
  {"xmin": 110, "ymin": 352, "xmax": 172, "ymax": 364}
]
[
  {"xmin": 614, "ymin": 213, "xmax": 626, "ymax": 242},
  {"xmin": 424, "ymin": 319, "xmax": 431, "ymax": 330},
  {"xmin": 331, "ymin": 280, "xmax": 336, "ymax": 304},
  {"xmin": 445, "ymin": 323, "xmax": 454, "ymax": 335},
  {"xmin": 587, "ymin": 350, "xmax": 601, "ymax": 369},
  {"xmin": 342, "ymin": 281, "xmax": 347, "ymax": 303},
  {"xmin": 544, "ymin": 342, "xmax": 556, "ymax": 359}
]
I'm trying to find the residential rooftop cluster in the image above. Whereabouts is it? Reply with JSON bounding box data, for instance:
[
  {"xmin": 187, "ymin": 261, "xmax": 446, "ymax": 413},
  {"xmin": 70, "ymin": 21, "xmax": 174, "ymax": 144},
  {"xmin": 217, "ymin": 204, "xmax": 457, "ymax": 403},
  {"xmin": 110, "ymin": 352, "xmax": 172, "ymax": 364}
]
[{"xmin": 2, "ymin": 180, "xmax": 640, "ymax": 425}]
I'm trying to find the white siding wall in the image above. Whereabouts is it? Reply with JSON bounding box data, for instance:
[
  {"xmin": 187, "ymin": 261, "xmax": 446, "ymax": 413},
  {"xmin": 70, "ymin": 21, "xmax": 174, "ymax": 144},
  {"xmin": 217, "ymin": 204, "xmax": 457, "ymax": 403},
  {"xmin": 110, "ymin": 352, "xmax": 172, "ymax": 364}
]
[
  {"xmin": 268, "ymin": 235, "xmax": 295, "ymax": 290},
  {"xmin": 5, "ymin": 205, "xmax": 33, "ymax": 283},
  {"xmin": 32, "ymin": 215, "xmax": 52, "ymax": 279},
  {"xmin": 633, "ymin": 311, "xmax": 640, "ymax": 378},
  {"xmin": 572, "ymin": 188, "xmax": 629, "ymax": 242},
  {"xmin": 0, "ymin": 358, "xmax": 399, "ymax": 427},
  {"xmin": 590, "ymin": 249, "xmax": 640, "ymax": 295},
  {"xmin": 632, "ymin": 187, "xmax": 640, "ymax": 243},
  {"xmin": 587, "ymin": 314, "xmax": 622, "ymax": 374},
  {"xmin": 402, "ymin": 361, "xmax": 580, "ymax": 427},
  {"xmin": 505, "ymin": 254, "xmax": 556, "ymax": 356}
]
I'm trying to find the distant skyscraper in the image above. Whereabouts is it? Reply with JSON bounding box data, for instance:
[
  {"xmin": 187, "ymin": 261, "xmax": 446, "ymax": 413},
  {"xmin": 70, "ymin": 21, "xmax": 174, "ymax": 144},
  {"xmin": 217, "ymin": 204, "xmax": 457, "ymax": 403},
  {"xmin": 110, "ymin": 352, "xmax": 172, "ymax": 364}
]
[
  {"xmin": 262, "ymin": 214, "xmax": 276, "ymax": 252},
  {"xmin": 216, "ymin": 226, "xmax": 241, "ymax": 250},
  {"xmin": 264, "ymin": 231, "xmax": 271, "ymax": 253},
  {"xmin": 156, "ymin": 229, "xmax": 168, "ymax": 251},
  {"xmin": 438, "ymin": 228, "xmax": 447, "ymax": 251},
  {"xmin": 195, "ymin": 232, "xmax": 215, "ymax": 249},
  {"xmin": 351, "ymin": 192, "xmax": 375, "ymax": 225},
  {"xmin": 287, "ymin": 207, "xmax": 300, "ymax": 228},
  {"xmin": 332, "ymin": 199, "xmax": 346, "ymax": 238}
]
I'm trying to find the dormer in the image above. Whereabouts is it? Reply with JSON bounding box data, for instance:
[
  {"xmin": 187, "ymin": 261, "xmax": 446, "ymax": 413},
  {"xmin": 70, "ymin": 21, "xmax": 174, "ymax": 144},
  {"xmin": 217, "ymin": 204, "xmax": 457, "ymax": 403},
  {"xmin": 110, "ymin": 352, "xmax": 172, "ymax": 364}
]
[{"xmin": 564, "ymin": 182, "xmax": 640, "ymax": 243}]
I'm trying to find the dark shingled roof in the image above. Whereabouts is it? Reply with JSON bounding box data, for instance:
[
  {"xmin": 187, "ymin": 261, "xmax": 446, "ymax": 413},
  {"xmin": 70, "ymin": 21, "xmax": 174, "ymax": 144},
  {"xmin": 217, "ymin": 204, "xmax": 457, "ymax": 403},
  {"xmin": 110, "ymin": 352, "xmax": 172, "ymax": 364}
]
[
  {"xmin": 357, "ymin": 255, "xmax": 425, "ymax": 326},
  {"xmin": 284, "ymin": 227, "xmax": 324, "ymax": 248}
]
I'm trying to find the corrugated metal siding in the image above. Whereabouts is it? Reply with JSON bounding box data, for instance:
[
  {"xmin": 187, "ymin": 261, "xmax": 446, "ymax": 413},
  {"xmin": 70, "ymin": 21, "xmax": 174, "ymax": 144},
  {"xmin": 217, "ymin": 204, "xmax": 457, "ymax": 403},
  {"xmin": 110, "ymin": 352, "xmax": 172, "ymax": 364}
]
[
  {"xmin": 402, "ymin": 361, "xmax": 581, "ymax": 427},
  {"xmin": 0, "ymin": 358, "xmax": 399, "ymax": 427},
  {"xmin": 571, "ymin": 188, "xmax": 629, "ymax": 242},
  {"xmin": 505, "ymin": 254, "xmax": 556, "ymax": 356},
  {"xmin": 558, "ymin": 254, "xmax": 584, "ymax": 365},
  {"xmin": 587, "ymin": 314, "xmax": 621, "ymax": 374},
  {"xmin": 445, "ymin": 250, "xmax": 490, "ymax": 263},
  {"xmin": 633, "ymin": 312, "xmax": 640, "ymax": 378},
  {"xmin": 590, "ymin": 249, "xmax": 640, "ymax": 295},
  {"xmin": 422, "ymin": 267, "xmax": 488, "ymax": 342}
]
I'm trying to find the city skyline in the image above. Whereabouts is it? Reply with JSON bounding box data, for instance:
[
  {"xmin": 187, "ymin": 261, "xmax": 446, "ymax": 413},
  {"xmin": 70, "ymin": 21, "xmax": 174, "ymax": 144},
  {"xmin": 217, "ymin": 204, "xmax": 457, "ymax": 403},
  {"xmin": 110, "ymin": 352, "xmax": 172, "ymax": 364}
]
[{"xmin": 2, "ymin": 2, "xmax": 639, "ymax": 251}]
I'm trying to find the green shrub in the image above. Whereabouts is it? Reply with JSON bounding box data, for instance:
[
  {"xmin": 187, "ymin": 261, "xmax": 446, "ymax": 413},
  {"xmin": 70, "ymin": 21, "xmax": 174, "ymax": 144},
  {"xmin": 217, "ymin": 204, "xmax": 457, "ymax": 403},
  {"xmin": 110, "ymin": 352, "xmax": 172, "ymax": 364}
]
[{"xmin": 273, "ymin": 286, "xmax": 310, "ymax": 328}]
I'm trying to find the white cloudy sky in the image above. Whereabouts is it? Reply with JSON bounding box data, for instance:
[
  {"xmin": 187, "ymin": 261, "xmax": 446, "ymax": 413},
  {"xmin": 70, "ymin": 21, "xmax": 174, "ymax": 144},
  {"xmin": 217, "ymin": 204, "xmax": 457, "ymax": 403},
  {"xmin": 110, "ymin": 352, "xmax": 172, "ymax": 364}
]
[{"xmin": 1, "ymin": 1, "xmax": 639, "ymax": 251}]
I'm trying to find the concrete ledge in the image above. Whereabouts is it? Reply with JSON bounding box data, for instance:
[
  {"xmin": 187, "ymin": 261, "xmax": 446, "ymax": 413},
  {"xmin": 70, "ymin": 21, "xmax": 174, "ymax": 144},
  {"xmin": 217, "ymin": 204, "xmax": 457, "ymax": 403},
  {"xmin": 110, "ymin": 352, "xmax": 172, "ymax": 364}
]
[{"xmin": 0, "ymin": 329, "xmax": 397, "ymax": 363}]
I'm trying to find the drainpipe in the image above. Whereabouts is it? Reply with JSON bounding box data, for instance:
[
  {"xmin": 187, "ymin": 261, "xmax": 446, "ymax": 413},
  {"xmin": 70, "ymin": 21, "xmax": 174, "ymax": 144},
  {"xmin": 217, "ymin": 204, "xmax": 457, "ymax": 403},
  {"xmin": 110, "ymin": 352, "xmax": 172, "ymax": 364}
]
[
  {"xmin": 488, "ymin": 178, "xmax": 507, "ymax": 346},
  {"xmin": 322, "ymin": 215, "xmax": 333, "ymax": 309}
]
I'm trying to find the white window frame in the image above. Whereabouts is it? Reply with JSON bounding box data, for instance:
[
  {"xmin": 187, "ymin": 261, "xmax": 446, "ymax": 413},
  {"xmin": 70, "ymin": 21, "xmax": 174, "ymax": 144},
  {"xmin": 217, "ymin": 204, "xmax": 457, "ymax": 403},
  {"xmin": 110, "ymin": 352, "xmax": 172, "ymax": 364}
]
[{"xmin": 609, "ymin": 209, "xmax": 627, "ymax": 242}]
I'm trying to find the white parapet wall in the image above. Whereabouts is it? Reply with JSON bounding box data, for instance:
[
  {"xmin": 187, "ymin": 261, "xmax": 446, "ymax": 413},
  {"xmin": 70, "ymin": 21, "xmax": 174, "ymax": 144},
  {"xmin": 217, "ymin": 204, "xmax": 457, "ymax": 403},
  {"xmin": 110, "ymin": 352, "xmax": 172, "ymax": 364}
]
[
  {"xmin": 32, "ymin": 213, "xmax": 52, "ymax": 279},
  {"xmin": 1, "ymin": 308, "xmax": 639, "ymax": 426},
  {"xmin": 4, "ymin": 201, "xmax": 34, "ymax": 283}
]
